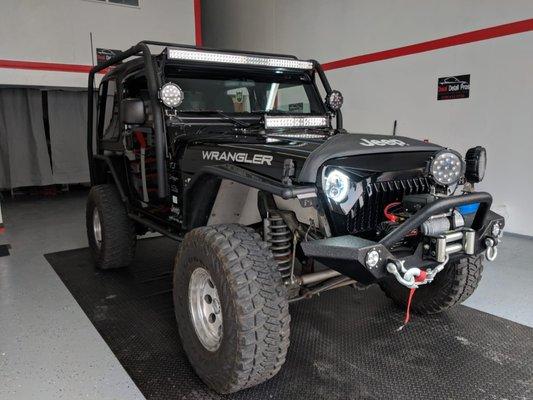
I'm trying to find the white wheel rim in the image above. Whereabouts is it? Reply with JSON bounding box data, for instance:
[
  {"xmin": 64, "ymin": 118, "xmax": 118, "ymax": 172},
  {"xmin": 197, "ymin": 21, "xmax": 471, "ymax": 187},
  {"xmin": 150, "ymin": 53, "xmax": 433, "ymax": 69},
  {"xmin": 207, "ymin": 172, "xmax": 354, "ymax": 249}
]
[
  {"xmin": 93, "ymin": 209, "xmax": 102, "ymax": 249},
  {"xmin": 188, "ymin": 267, "xmax": 223, "ymax": 352}
]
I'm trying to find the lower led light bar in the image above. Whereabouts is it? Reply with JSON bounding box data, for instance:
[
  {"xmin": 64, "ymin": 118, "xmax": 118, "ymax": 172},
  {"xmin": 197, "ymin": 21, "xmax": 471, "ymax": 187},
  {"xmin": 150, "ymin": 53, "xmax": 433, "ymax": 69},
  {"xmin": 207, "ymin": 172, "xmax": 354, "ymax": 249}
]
[
  {"xmin": 167, "ymin": 48, "xmax": 314, "ymax": 70},
  {"xmin": 268, "ymin": 132, "xmax": 328, "ymax": 139},
  {"xmin": 264, "ymin": 115, "xmax": 329, "ymax": 129}
]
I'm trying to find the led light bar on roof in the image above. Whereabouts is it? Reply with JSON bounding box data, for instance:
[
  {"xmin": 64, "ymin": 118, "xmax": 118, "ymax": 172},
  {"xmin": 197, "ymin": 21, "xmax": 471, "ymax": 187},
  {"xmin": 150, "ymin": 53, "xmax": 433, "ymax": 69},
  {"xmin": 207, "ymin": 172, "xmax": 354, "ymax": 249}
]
[
  {"xmin": 264, "ymin": 115, "xmax": 329, "ymax": 129},
  {"xmin": 167, "ymin": 48, "xmax": 314, "ymax": 70}
]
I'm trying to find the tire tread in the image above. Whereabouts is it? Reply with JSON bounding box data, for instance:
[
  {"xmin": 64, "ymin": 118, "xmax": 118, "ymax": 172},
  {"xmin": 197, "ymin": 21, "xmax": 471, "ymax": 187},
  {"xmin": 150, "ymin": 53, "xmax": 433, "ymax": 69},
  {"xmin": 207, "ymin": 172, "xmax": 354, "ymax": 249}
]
[
  {"xmin": 379, "ymin": 255, "xmax": 484, "ymax": 314},
  {"xmin": 175, "ymin": 224, "xmax": 290, "ymax": 393},
  {"xmin": 86, "ymin": 184, "xmax": 135, "ymax": 269}
]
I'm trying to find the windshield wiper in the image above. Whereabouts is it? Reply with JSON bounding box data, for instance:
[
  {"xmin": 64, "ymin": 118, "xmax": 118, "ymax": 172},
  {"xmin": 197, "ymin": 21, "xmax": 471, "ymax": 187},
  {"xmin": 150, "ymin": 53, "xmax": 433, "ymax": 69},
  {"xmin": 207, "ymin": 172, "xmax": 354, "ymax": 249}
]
[{"xmin": 178, "ymin": 110, "xmax": 251, "ymax": 128}]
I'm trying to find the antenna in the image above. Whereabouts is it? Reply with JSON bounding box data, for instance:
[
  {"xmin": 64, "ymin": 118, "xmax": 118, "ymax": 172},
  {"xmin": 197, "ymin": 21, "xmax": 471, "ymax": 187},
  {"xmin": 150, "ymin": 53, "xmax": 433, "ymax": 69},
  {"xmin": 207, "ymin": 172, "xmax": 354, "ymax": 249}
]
[{"xmin": 89, "ymin": 32, "xmax": 95, "ymax": 67}]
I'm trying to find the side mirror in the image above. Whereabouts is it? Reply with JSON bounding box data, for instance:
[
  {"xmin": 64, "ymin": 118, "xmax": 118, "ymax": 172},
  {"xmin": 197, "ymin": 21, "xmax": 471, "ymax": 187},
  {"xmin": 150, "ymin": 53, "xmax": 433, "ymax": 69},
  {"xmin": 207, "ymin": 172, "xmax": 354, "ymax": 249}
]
[{"xmin": 120, "ymin": 98, "xmax": 145, "ymax": 125}]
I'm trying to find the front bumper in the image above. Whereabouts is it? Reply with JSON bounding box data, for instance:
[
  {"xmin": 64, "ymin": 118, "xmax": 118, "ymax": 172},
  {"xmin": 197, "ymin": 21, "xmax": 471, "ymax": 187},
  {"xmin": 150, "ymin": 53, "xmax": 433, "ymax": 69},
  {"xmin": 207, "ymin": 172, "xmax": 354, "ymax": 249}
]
[{"xmin": 301, "ymin": 192, "xmax": 505, "ymax": 284}]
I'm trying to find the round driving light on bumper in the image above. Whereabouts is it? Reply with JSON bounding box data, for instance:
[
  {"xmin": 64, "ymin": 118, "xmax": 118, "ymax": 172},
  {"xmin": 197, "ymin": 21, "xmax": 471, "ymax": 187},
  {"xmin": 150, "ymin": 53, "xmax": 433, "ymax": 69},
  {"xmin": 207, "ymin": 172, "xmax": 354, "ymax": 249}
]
[
  {"xmin": 160, "ymin": 83, "xmax": 184, "ymax": 108},
  {"xmin": 429, "ymin": 150, "xmax": 465, "ymax": 186},
  {"xmin": 365, "ymin": 250, "xmax": 380, "ymax": 269},
  {"xmin": 491, "ymin": 222, "xmax": 502, "ymax": 237},
  {"xmin": 323, "ymin": 169, "xmax": 350, "ymax": 203},
  {"xmin": 465, "ymin": 146, "xmax": 487, "ymax": 183}
]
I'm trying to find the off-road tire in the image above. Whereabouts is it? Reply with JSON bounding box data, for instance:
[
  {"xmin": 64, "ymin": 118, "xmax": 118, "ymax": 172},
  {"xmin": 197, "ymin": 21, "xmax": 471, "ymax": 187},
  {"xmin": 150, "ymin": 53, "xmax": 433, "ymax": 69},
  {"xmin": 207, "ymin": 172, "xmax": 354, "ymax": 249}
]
[
  {"xmin": 173, "ymin": 224, "xmax": 290, "ymax": 394},
  {"xmin": 379, "ymin": 255, "xmax": 484, "ymax": 314},
  {"xmin": 86, "ymin": 184, "xmax": 136, "ymax": 270}
]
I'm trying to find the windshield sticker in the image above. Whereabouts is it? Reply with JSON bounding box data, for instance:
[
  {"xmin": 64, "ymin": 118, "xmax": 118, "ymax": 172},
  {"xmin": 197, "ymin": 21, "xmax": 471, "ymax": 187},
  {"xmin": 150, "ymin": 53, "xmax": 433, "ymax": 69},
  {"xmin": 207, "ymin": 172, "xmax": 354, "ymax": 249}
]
[
  {"xmin": 438, "ymin": 74, "xmax": 470, "ymax": 100},
  {"xmin": 289, "ymin": 103, "xmax": 304, "ymax": 113}
]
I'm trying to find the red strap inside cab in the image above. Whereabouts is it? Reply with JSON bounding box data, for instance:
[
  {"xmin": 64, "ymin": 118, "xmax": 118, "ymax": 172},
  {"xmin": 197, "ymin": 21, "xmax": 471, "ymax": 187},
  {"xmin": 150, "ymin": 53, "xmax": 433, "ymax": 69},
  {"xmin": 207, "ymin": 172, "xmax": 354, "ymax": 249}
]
[{"xmin": 134, "ymin": 131, "xmax": 147, "ymax": 149}]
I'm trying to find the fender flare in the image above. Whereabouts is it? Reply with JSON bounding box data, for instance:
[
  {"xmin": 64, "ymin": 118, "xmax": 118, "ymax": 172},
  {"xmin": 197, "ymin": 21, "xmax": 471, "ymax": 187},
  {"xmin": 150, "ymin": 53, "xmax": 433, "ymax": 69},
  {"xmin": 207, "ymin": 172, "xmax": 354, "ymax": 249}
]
[
  {"xmin": 187, "ymin": 164, "xmax": 317, "ymax": 200},
  {"xmin": 183, "ymin": 164, "xmax": 317, "ymax": 229}
]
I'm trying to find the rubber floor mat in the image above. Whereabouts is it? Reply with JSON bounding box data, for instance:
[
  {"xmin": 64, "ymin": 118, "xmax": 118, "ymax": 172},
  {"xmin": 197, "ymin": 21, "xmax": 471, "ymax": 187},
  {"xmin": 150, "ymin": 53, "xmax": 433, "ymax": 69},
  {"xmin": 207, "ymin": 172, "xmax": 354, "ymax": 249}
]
[{"xmin": 45, "ymin": 238, "xmax": 533, "ymax": 400}]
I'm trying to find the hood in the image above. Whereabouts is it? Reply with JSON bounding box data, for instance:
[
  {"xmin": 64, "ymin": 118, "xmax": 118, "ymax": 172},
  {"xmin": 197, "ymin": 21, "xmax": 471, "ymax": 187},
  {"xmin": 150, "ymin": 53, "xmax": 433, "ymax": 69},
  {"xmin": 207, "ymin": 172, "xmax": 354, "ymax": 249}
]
[
  {"xmin": 297, "ymin": 133, "xmax": 443, "ymax": 182},
  {"xmin": 181, "ymin": 129, "xmax": 442, "ymax": 183}
]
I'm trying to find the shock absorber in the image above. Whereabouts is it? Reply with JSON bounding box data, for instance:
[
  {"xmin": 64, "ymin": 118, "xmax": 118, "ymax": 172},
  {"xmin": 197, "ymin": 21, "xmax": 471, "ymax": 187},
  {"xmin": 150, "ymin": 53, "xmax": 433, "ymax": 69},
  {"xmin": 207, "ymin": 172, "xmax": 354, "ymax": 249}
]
[{"xmin": 264, "ymin": 213, "xmax": 293, "ymax": 280}]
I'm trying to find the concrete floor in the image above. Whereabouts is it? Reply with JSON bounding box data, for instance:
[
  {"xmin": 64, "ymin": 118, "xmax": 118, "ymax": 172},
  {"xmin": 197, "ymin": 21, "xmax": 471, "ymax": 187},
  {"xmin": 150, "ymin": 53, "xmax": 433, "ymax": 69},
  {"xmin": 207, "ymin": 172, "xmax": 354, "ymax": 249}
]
[
  {"xmin": 0, "ymin": 192, "xmax": 144, "ymax": 400},
  {"xmin": 0, "ymin": 191, "xmax": 532, "ymax": 399}
]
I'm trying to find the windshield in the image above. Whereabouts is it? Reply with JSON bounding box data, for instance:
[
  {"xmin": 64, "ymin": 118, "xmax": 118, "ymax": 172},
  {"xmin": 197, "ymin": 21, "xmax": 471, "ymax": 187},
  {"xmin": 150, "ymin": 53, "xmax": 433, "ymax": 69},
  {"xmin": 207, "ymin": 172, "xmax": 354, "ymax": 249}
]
[{"xmin": 165, "ymin": 68, "xmax": 325, "ymax": 115}]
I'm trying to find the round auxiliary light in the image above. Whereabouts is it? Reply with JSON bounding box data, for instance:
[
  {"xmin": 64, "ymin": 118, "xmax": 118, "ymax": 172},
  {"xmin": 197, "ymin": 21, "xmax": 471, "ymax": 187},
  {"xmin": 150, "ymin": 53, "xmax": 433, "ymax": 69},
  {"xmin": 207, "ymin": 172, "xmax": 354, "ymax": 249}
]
[
  {"xmin": 323, "ymin": 169, "xmax": 350, "ymax": 203},
  {"xmin": 465, "ymin": 146, "xmax": 487, "ymax": 183},
  {"xmin": 326, "ymin": 90, "xmax": 344, "ymax": 111},
  {"xmin": 365, "ymin": 250, "xmax": 380, "ymax": 269},
  {"xmin": 429, "ymin": 150, "xmax": 465, "ymax": 186},
  {"xmin": 159, "ymin": 83, "xmax": 184, "ymax": 108}
]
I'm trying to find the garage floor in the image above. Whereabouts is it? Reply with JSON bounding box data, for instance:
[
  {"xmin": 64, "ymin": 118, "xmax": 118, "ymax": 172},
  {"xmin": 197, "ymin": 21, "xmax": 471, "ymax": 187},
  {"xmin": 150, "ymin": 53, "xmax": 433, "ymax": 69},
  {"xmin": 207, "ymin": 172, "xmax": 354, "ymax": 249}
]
[{"xmin": 1, "ymin": 191, "xmax": 532, "ymax": 400}]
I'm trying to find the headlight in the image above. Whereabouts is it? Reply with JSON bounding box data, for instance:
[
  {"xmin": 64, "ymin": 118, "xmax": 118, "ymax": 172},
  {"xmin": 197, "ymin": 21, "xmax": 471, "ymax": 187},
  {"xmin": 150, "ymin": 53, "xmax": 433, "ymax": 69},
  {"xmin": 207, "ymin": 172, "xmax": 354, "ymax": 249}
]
[
  {"xmin": 465, "ymin": 146, "xmax": 487, "ymax": 183},
  {"xmin": 159, "ymin": 83, "xmax": 184, "ymax": 108},
  {"xmin": 429, "ymin": 150, "xmax": 465, "ymax": 186},
  {"xmin": 323, "ymin": 169, "xmax": 350, "ymax": 202}
]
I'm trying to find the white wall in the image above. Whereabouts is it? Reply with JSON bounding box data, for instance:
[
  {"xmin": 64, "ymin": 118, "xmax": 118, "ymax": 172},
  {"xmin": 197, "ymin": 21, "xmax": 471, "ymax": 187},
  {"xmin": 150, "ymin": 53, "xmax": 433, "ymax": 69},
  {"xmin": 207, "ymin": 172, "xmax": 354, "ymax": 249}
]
[
  {"xmin": 202, "ymin": 0, "xmax": 533, "ymax": 235},
  {"xmin": 0, "ymin": 0, "xmax": 195, "ymax": 88}
]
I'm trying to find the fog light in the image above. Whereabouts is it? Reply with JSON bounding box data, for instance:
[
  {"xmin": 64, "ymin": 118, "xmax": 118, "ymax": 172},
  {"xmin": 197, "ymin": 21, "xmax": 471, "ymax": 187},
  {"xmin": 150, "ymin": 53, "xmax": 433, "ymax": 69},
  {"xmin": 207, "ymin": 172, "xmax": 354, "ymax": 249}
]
[
  {"xmin": 326, "ymin": 90, "xmax": 344, "ymax": 111},
  {"xmin": 491, "ymin": 222, "xmax": 502, "ymax": 237},
  {"xmin": 365, "ymin": 250, "xmax": 380, "ymax": 269},
  {"xmin": 160, "ymin": 83, "xmax": 184, "ymax": 108},
  {"xmin": 429, "ymin": 150, "xmax": 465, "ymax": 186},
  {"xmin": 465, "ymin": 146, "xmax": 487, "ymax": 183}
]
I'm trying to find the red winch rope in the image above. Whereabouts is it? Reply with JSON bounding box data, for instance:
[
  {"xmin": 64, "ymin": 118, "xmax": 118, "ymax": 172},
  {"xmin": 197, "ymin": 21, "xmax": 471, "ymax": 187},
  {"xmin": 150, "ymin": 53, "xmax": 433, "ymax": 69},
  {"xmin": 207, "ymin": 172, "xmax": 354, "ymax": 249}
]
[
  {"xmin": 384, "ymin": 202, "xmax": 401, "ymax": 222},
  {"xmin": 402, "ymin": 270, "xmax": 427, "ymax": 327}
]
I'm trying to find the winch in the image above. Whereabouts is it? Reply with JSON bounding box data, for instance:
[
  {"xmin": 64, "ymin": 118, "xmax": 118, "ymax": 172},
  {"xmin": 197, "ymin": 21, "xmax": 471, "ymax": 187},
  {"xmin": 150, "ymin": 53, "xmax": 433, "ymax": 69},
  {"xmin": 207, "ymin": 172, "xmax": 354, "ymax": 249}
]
[{"xmin": 389, "ymin": 193, "xmax": 496, "ymax": 263}]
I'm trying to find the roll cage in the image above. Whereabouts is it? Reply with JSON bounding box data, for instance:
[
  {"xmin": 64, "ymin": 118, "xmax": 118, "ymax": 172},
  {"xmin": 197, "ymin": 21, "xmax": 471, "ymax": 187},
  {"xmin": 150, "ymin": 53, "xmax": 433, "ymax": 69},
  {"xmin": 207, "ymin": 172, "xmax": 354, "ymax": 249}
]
[{"xmin": 87, "ymin": 40, "xmax": 341, "ymax": 200}]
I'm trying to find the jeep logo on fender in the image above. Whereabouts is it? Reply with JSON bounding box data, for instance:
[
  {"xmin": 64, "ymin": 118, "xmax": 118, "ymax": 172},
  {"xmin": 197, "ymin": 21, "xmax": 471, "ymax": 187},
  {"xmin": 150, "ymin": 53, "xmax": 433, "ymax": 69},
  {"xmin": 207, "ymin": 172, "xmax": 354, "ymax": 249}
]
[
  {"xmin": 202, "ymin": 150, "xmax": 273, "ymax": 165},
  {"xmin": 360, "ymin": 138, "xmax": 408, "ymax": 147}
]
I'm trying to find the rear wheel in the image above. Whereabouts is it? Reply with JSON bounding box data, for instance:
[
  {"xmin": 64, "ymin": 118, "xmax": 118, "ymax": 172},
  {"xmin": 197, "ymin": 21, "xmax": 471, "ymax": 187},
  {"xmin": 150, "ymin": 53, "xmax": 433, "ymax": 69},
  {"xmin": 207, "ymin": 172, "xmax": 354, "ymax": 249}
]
[
  {"xmin": 86, "ymin": 184, "xmax": 136, "ymax": 270},
  {"xmin": 379, "ymin": 255, "xmax": 484, "ymax": 314},
  {"xmin": 173, "ymin": 224, "xmax": 290, "ymax": 394}
]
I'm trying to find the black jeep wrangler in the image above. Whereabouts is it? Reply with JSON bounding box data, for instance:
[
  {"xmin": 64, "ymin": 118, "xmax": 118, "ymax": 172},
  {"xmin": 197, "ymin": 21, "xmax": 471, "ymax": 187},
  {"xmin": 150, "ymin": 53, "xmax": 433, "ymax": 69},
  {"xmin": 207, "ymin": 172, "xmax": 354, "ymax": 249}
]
[{"xmin": 86, "ymin": 41, "xmax": 504, "ymax": 393}]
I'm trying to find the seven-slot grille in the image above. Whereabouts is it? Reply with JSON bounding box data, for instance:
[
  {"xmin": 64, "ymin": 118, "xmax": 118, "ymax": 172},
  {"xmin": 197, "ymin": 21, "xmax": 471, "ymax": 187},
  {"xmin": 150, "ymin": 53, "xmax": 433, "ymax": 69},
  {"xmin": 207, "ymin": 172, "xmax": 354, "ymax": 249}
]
[{"xmin": 348, "ymin": 177, "xmax": 430, "ymax": 233}]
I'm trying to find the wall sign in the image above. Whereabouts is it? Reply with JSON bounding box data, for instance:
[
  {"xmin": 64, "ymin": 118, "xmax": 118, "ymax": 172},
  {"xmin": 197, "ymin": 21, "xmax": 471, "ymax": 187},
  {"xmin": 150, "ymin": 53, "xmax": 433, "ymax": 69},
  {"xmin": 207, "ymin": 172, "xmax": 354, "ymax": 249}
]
[
  {"xmin": 96, "ymin": 48, "xmax": 122, "ymax": 66},
  {"xmin": 437, "ymin": 74, "xmax": 470, "ymax": 100}
]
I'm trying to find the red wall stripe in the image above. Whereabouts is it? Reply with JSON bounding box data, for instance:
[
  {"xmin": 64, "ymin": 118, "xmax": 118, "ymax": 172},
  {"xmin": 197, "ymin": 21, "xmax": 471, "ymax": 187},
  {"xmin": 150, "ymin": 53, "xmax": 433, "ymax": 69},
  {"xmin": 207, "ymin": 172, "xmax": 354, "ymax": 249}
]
[
  {"xmin": 0, "ymin": 59, "xmax": 95, "ymax": 74},
  {"xmin": 194, "ymin": 0, "xmax": 203, "ymax": 47},
  {"xmin": 0, "ymin": 18, "xmax": 531, "ymax": 75},
  {"xmin": 322, "ymin": 18, "xmax": 533, "ymax": 71}
]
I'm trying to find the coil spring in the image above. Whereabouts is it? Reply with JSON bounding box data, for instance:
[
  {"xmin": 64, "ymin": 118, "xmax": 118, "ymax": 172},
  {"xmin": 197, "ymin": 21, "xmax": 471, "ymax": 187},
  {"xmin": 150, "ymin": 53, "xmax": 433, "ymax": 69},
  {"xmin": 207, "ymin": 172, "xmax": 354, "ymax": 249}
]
[{"xmin": 265, "ymin": 214, "xmax": 292, "ymax": 280}]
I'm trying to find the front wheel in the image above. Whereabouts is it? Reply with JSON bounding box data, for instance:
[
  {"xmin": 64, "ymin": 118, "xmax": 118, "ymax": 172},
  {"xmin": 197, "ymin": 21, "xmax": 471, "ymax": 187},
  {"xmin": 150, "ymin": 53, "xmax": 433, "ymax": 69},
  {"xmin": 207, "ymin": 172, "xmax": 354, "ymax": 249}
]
[
  {"xmin": 379, "ymin": 254, "xmax": 484, "ymax": 314},
  {"xmin": 173, "ymin": 224, "xmax": 290, "ymax": 394}
]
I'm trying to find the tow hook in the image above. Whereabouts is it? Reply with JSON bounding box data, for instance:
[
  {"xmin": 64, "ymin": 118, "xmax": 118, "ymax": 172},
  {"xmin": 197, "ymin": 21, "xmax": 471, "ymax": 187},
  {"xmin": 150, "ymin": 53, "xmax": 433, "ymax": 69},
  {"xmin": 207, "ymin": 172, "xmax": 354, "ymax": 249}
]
[
  {"xmin": 484, "ymin": 237, "xmax": 498, "ymax": 262},
  {"xmin": 386, "ymin": 255, "xmax": 450, "ymax": 330}
]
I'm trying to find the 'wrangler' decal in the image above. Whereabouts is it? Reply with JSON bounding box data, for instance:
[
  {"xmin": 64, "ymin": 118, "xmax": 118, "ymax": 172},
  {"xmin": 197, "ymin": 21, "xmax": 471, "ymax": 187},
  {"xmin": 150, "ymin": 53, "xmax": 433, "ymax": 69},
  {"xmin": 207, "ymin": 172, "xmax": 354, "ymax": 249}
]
[{"xmin": 202, "ymin": 151, "xmax": 273, "ymax": 166}]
